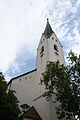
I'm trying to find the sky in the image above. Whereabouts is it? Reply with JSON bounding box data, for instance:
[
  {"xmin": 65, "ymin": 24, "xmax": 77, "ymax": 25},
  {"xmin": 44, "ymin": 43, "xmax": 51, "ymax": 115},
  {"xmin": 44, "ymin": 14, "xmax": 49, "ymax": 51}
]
[{"xmin": 0, "ymin": 0, "xmax": 80, "ymax": 81}]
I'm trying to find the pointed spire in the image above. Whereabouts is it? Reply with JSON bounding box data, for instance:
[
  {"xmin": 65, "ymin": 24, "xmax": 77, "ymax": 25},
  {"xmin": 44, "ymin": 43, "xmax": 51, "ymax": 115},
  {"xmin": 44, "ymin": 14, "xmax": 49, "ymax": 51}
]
[{"xmin": 43, "ymin": 19, "xmax": 53, "ymax": 39}]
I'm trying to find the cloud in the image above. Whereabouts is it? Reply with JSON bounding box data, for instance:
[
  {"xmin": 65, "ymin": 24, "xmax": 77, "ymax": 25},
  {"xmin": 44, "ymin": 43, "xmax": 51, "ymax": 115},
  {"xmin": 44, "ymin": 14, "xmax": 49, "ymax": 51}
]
[
  {"xmin": 0, "ymin": 0, "xmax": 51, "ymax": 79},
  {"xmin": 0, "ymin": 0, "xmax": 80, "ymax": 81}
]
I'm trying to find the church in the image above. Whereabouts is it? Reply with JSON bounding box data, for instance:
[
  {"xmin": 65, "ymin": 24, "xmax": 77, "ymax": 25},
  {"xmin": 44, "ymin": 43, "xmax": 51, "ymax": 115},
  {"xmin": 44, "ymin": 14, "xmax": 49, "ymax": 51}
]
[{"xmin": 8, "ymin": 19, "xmax": 65, "ymax": 120}]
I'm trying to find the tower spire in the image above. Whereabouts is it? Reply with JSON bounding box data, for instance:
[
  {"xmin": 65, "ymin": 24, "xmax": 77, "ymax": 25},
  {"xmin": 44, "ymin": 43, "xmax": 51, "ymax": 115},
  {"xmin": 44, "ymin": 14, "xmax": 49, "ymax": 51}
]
[{"xmin": 43, "ymin": 19, "xmax": 53, "ymax": 39}]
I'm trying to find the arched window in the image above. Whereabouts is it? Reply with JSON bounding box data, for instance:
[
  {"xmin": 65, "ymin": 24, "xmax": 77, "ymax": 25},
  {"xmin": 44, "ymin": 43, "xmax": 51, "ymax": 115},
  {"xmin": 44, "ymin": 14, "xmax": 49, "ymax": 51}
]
[
  {"xmin": 41, "ymin": 46, "xmax": 44, "ymax": 53},
  {"xmin": 40, "ymin": 46, "xmax": 44, "ymax": 57},
  {"xmin": 54, "ymin": 44, "xmax": 58, "ymax": 52}
]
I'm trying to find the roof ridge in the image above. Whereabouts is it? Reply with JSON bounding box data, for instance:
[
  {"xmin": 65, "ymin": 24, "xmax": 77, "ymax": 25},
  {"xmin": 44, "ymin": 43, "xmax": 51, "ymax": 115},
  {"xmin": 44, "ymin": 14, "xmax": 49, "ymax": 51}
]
[{"xmin": 8, "ymin": 69, "xmax": 37, "ymax": 85}]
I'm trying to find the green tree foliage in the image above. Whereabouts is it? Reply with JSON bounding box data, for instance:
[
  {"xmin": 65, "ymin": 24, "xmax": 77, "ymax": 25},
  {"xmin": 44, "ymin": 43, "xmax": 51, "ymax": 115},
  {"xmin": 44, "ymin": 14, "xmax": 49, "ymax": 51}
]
[
  {"xmin": 40, "ymin": 51, "xmax": 80, "ymax": 120},
  {"xmin": 0, "ymin": 72, "xmax": 20, "ymax": 120}
]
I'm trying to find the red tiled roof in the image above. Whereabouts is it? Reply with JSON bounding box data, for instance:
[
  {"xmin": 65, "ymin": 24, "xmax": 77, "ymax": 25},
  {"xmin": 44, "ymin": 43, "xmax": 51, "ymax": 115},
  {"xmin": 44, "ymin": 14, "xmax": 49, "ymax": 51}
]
[{"xmin": 24, "ymin": 106, "xmax": 42, "ymax": 120}]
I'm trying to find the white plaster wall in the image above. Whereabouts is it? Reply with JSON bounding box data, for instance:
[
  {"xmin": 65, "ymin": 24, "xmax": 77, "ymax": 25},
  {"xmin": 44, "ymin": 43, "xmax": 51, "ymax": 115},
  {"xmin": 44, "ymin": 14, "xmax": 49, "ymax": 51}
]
[
  {"xmin": 48, "ymin": 33, "xmax": 65, "ymax": 64},
  {"xmin": 34, "ymin": 32, "xmax": 65, "ymax": 120},
  {"xmin": 11, "ymin": 71, "xmax": 37, "ymax": 106},
  {"xmin": 36, "ymin": 35, "xmax": 49, "ymax": 76},
  {"xmin": 10, "ymin": 70, "xmax": 58, "ymax": 120},
  {"xmin": 10, "ymin": 32, "xmax": 65, "ymax": 120},
  {"xmin": 36, "ymin": 33, "xmax": 65, "ymax": 79},
  {"xmin": 10, "ymin": 71, "xmax": 51, "ymax": 120}
]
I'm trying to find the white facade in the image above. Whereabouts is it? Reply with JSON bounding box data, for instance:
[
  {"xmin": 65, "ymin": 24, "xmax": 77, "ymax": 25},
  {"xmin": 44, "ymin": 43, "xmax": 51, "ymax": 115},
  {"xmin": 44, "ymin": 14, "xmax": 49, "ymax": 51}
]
[{"xmin": 8, "ymin": 20, "xmax": 65, "ymax": 120}]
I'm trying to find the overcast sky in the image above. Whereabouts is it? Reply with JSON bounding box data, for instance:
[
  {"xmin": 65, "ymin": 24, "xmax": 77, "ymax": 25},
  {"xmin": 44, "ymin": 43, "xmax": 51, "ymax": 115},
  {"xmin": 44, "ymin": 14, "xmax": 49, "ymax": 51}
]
[{"xmin": 0, "ymin": 0, "xmax": 80, "ymax": 81}]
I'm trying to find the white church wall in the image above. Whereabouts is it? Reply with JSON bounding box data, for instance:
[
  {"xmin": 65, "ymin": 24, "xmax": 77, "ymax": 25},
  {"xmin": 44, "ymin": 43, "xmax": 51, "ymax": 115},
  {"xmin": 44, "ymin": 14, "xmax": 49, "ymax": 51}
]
[
  {"xmin": 36, "ymin": 33, "xmax": 65, "ymax": 81},
  {"xmin": 11, "ymin": 70, "xmax": 37, "ymax": 106},
  {"xmin": 34, "ymin": 96, "xmax": 51, "ymax": 120},
  {"xmin": 48, "ymin": 33, "xmax": 65, "ymax": 64},
  {"xmin": 36, "ymin": 35, "xmax": 49, "ymax": 75},
  {"xmin": 9, "ymin": 20, "xmax": 65, "ymax": 120},
  {"xmin": 34, "ymin": 70, "xmax": 58, "ymax": 120},
  {"xmin": 10, "ymin": 70, "xmax": 52, "ymax": 120}
]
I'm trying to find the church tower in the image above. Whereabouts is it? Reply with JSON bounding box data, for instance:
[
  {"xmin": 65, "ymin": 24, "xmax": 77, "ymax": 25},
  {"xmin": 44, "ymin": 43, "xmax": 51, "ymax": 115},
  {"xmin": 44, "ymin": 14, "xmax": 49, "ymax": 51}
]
[{"xmin": 36, "ymin": 19, "xmax": 65, "ymax": 76}]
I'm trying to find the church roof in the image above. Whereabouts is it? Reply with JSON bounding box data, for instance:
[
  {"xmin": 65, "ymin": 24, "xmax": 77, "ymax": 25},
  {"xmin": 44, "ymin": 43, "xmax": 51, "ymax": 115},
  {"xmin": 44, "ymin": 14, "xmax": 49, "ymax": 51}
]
[
  {"xmin": 8, "ymin": 69, "xmax": 37, "ymax": 85},
  {"xmin": 43, "ymin": 19, "xmax": 54, "ymax": 39},
  {"xmin": 23, "ymin": 106, "xmax": 42, "ymax": 120}
]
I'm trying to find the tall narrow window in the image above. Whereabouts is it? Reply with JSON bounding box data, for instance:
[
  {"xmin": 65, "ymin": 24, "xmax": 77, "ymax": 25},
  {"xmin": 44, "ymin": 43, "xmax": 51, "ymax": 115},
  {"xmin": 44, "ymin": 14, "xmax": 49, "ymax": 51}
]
[
  {"xmin": 40, "ymin": 46, "xmax": 44, "ymax": 57},
  {"xmin": 54, "ymin": 44, "xmax": 58, "ymax": 52},
  {"xmin": 54, "ymin": 44, "xmax": 59, "ymax": 56},
  {"xmin": 41, "ymin": 46, "xmax": 44, "ymax": 53}
]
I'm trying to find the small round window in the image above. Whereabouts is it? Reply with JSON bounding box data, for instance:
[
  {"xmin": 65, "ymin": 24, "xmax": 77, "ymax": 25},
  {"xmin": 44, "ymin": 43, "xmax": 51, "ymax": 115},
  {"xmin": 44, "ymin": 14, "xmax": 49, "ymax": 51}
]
[{"xmin": 54, "ymin": 44, "xmax": 58, "ymax": 52}]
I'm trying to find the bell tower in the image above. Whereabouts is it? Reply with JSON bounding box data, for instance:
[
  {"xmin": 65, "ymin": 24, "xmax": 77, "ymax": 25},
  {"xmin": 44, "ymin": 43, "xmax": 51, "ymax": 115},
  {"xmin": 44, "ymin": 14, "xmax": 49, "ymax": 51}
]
[{"xmin": 36, "ymin": 19, "xmax": 65, "ymax": 75}]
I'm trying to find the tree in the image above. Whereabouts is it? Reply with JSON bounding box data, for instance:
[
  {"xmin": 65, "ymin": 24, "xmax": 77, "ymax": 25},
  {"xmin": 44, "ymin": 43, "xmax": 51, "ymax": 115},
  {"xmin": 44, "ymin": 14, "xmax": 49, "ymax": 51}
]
[
  {"xmin": 40, "ymin": 51, "xmax": 80, "ymax": 120},
  {"xmin": 0, "ymin": 72, "xmax": 20, "ymax": 120}
]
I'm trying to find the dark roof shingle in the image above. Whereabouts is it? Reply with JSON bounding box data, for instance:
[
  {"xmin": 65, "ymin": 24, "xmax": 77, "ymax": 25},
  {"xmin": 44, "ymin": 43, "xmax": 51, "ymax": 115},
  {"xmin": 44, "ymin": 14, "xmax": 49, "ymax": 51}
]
[{"xmin": 43, "ymin": 19, "xmax": 53, "ymax": 39}]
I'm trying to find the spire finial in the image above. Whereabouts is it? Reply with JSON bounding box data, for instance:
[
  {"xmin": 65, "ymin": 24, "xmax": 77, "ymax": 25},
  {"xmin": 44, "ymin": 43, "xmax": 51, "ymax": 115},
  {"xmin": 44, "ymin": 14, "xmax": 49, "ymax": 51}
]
[
  {"xmin": 43, "ymin": 18, "xmax": 53, "ymax": 39},
  {"xmin": 47, "ymin": 18, "xmax": 49, "ymax": 21}
]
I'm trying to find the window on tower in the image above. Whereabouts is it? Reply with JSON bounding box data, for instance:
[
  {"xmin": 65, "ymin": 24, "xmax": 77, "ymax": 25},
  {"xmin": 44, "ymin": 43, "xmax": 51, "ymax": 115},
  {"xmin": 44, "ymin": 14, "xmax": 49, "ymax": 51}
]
[
  {"xmin": 52, "ymin": 37, "xmax": 54, "ymax": 40},
  {"xmin": 40, "ymin": 46, "xmax": 44, "ymax": 57},
  {"xmin": 54, "ymin": 44, "xmax": 58, "ymax": 52},
  {"xmin": 54, "ymin": 44, "xmax": 59, "ymax": 56},
  {"xmin": 41, "ymin": 46, "xmax": 44, "ymax": 53}
]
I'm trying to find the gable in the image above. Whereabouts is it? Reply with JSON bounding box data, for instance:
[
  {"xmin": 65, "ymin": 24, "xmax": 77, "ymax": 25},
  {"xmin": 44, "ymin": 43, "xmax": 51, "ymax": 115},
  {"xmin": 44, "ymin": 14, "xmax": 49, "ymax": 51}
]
[{"xmin": 24, "ymin": 106, "xmax": 42, "ymax": 120}]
